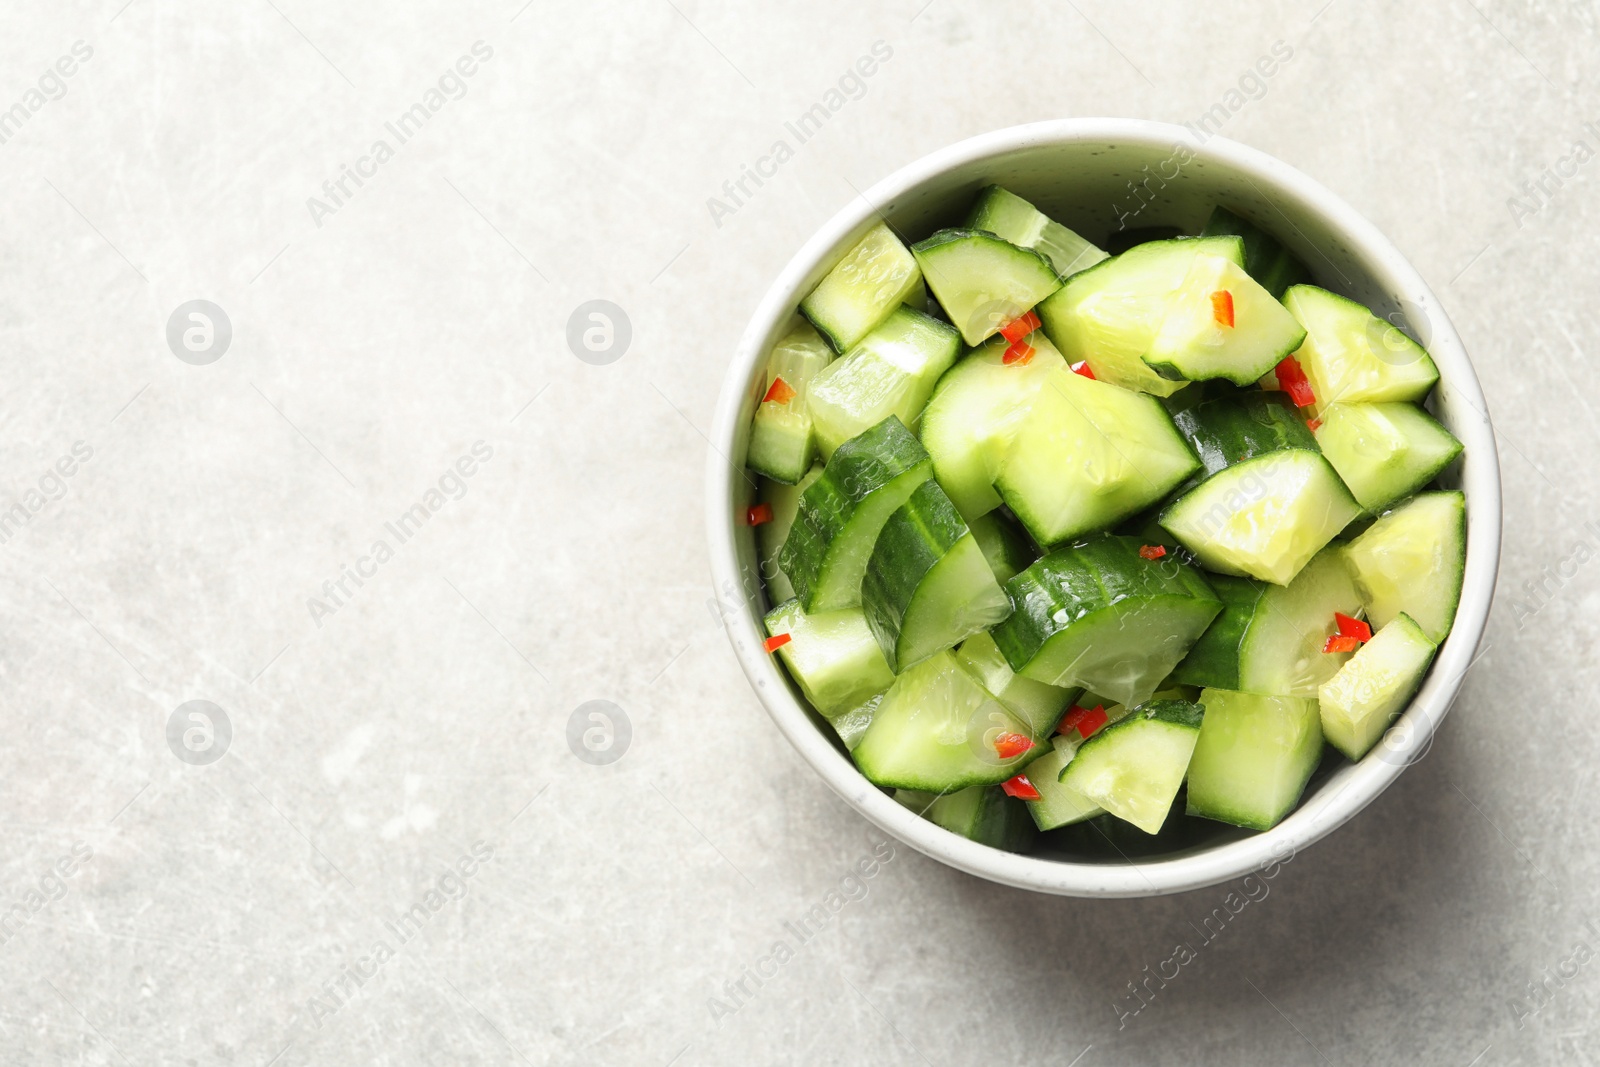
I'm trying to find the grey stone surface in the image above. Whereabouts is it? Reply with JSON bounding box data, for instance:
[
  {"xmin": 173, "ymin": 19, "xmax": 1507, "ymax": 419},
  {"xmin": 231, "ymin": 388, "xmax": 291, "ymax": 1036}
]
[{"xmin": 0, "ymin": 1, "xmax": 1590, "ymax": 1064}]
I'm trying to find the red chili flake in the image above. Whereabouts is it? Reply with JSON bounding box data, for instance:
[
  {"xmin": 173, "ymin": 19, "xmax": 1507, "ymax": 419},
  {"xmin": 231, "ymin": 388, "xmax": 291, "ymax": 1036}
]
[
  {"xmin": 1139, "ymin": 544, "xmax": 1167, "ymax": 560},
  {"xmin": 1076, "ymin": 705, "xmax": 1109, "ymax": 738},
  {"xmin": 1071, "ymin": 361, "xmax": 1097, "ymax": 380},
  {"xmin": 1002, "ymin": 340, "xmax": 1035, "ymax": 366},
  {"xmin": 1334, "ymin": 612, "xmax": 1372, "ymax": 642},
  {"xmin": 763, "ymin": 633, "xmax": 792, "ymax": 653},
  {"xmin": 1323, "ymin": 634, "xmax": 1361, "ymax": 654},
  {"xmin": 747, "ymin": 503, "xmax": 774, "ymax": 526},
  {"xmin": 1274, "ymin": 356, "xmax": 1316, "ymax": 408},
  {"xmin": 999, "ymin": 310, "xmax": 1042, "ymax": 344},
  {"xmin": 1306, "ymin": 417, "xmax": 1323, "ymax": 433},
  {"xmin": 762, "ymin": 376, "xmax": 797, "ymax": 405},
  {"xmin": 993, "ymin": 732, "xmax": 1034, "ymax": 759},
  {"xmin": 1001, "ymin": 774, "xmax": 1042, "ymax": 801},
  {"xmin": 1057, "ymin": 704, "xmax": 1107, "ymax": 738},
  {"xmin": 1211, "ymin": 289, "xmax": 1235, "ymax": 328}
]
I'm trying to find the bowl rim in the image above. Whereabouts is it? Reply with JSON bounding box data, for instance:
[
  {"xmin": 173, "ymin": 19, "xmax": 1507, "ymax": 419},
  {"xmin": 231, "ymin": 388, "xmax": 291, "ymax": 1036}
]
[{"xmin": 705, "ymin": 118, "xmax": 1503, "ymax": 898}]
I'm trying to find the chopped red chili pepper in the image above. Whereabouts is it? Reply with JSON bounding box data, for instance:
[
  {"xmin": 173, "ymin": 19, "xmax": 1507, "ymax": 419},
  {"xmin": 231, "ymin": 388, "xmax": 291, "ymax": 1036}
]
[
  {"xmin": 1001, "ymin": 774, "xmax": 1042, "ymax": 801},
  {"xmin": 1211, "ymin": 289, "xmax": 1235, "ymax": 328},
  {"xmin": 762, "ymin": 376, "xmax": 797, "ymax": 405},
  {"xmin": 1057, "ymin": 704, "xmax": 1107, "ymax": 738},
  {"xmin": 993, "ymin": 732, "xmax": 1034, "ymax": 759},
  {"xmin": 1071, "ymin": 361, "xmax": 1096, "ymax": 380},
  {"xmin": 1003, "ymin": 340, "xmax": 1035, "ymax": 366},
  {"xmin": 1334, "ymin": 612, "xmax": 1372, "ymax": 642},
  {"xmin": 999, "ymin": 310, "xmax": 1042, "ymax": 344},
  {"xmin": 1076, "ymin": 706, "xmax": 1109, "ymax": 738},
  {"xmin": 1322, "ymin": 634, "xmax": 1361, "ymax": 654},
  {"xmin": 1139, "ymin": 544, "xmax": 1167, "ymax": 560},
  {"xmin": 763, "ymin": 633, "xmax": 792, "ymax": 653},
  {"xmin": 1306, "ymin": 417, "xmax": 1323, "ymax": 433},
  {"xmin": 746, "ymin": 503, "xmax": 774, "ymax": 526},
  {"xmin": 1274, "ymin": 356, "xmax": 1316, "ymax": 408}
]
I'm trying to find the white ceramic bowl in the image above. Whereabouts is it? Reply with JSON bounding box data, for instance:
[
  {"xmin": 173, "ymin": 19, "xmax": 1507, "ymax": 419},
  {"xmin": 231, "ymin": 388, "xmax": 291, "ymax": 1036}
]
[{"xmin": 707, "ymin": 119, "xmax": 1502, "ymax": 898}]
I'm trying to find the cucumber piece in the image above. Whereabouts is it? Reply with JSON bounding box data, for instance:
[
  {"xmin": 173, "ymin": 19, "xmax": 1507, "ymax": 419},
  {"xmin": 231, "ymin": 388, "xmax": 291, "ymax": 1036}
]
[
  {"xmin": 1200, "ymin": 206, "xmax": 1311, "ymax": 299},
  {"xmin": 1318, "ymin": 613, "xmax": 1437, "ymax": 760},
  {"xmin": 994, "ymin": 364, "xmax": 1201, "ymax": 546},
  {"xmin": 800, "ymin": 221, "xmax": 924, "ymax": 352},
  {"xmin": 954, "ymin": 630, "xmax": 1079, "ymax": 738},
  {"xmin": 1160, "ymin": 392, "xmax": 1361, "ymax": 584},
  {"xmin": 1185, "ymin": 689, "xmax": 1323, "ymax": 830},
  {"xmin": 808, "ymin": 306, "xmax": 961, "ymax": 458},
  {"xmin": 779, "ymin": 417, "xmax": 933, "ymax": 611},
  {"xmin": 756, "ymin": 468, "xmax": 822, "ymax": 602},
  {"xmin": 1142, "ymin": 253, "xmax": 1307, "ymax": 386},
  {"xmin": 1282, "ymin": 285, "xmax": 1440, "ymax": 409},
  {"xmin": 1342, "ymin": 491, "xmax": 1466, "ymax": 642},
  {"xmin": 764, "ymin": 598, "xmax": 894, "ymax": 718},
  {"xmin": 910, "ymin": 228, "xmax": 1063, "ymax": 346},
  {"xmin": 923, "ymin": 785, "xmax": 1037, "ymax": 851},
  {"xmin": 747, "ymin": 322, "xmax": 834, "ymax": 483},
  {"xmin": 966, "ymin": 185, "xmax": 1109, "ymax": 280},
  {"xmin": 1173, "ymin": 547, "xmax": 1363, "ymax": 697},
  {"xmin": 1035, "ymin": 235, "xmax": 1246, "ymax": 397},
  {"xmin": 1313, "ymin": 402, "xmax": 1463, "ymax": 512},
  {"xmin": 851, "ymin": 650, "xmax": 1045, "ymax": 791},
  {"xmin": 862, "ymin": 480, "xmax": 1012, "ymax": 672},
  {"xmin": 967, "ymin": 510, "xmax": 1038, "ymax": 584},
  {"xmin": 1023, "ymin": 735, "xmax": 1105, "ymax": 830},
  {"xmin": 990, "ymin": 536, "xmax": 1222, "ymax": 708},
  {"xmin": 832, "ymin": 693, "xmax": 880, "ymax": 751},
  {"xmin": 1059, "ymin": 699, "xmax": 1205, "ymax": 834},
  {"xmin": 919, "ymin": 330, "xmax": 1068, "ymax": 519}
]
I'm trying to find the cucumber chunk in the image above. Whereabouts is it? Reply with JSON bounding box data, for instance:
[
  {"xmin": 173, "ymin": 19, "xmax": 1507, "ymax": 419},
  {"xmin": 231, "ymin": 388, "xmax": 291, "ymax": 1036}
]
[
  {"xmin": 1313, "ymin": 402, "xmax": 1463, "ymax": 512},
  {"xmin": 919, "ymin": 330, "xmax": 1068, "ymax": 519},
  {"xmin": 994, "ymin": 364, "xmax": 1201, "ymax": 546},
  {"xmin": 1200, "ymin": 206, "xmax": 1311, "ymax": 299},
  {"xmin": 779, "ymin": 416, "xmax": 933, "ymax": 612},
  {"xmin": 1022, "ymin": 735, "xmax": 1105, "ymax": 830},
  {"xmin": 1142, "ymin": 253, "xmax": 1307, "ymax": 386},
  {"xmin": 910, "ymin": 228, "xmax": 1063, "ymax": 346},
  {"xmin": 1318, "ymin": 613, "xmax": 1437, "ymax": 760},
  {"xmin": 1059, "ymin": 699, "xmax": 1205, "ymax": 834},
  {"xmin": 1161, "ymin": 392, "xmax": 1361, "ymax": 585},
  {"xmin": 1282, "ymin": 285, "xmax": 1440, "ymax": 409},
  {"xmin": 1185, "ymin": 689, "xmax": 1323, "ymax": 830},
  {"xmin": 922, "ymin": 785, "xmax": 1037, "ymax": 851},
  {"xmin": 852, "ymin": 650, "xmax": 1045, "ymax": 791},
  {"xmin": 991, "ymin": 536, "xmax": 1222, "ymax": 708},
  {"xmin": 863, "ymin": 480, "xmax": 1012, "ymax": 672},
  {"xmin": 764, "ymin": 598, "xmax": 895, "ymax": 718},
  {"xmin": 747, "ymin": 322, "xmax": 834, "ymax": 483},
  {"xmin": 966, "ymin": 185, "xmax": 1109, "ymax": 280},
  {"xmin": 808, "ymin": 306, "xmax": 961, "ymax": 458},
  {"xmin": 832, "ymin": 693, "xmax": 881, "ymax": 751},
  {"xmin": 756, "ymin": 468, "xmax": 822, "ymax": 602},
  {"xmin": 966, "ymin": 510, "xmax": 1038, "ymax": 585},
  {"xmin": 1342, "ymin": 490, "xmax": 1466, "ymax": 642},
  {"xmin": 800, "ymin": 221, "xmax": 923, "ymax": 351},
  {"xmin": 1036, "ymin": 236, "xmax": 1246, "ymax": 397},
  {"xmin": 954, "ymin": 631, "xmax": 1079, "ymax": 738}
]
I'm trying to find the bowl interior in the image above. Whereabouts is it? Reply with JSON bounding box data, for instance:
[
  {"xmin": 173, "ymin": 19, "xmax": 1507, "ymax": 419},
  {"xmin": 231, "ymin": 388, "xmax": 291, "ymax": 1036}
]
[{"xmin": 714, "ymin": 123, "xmax": 1499, "ymax": 894}]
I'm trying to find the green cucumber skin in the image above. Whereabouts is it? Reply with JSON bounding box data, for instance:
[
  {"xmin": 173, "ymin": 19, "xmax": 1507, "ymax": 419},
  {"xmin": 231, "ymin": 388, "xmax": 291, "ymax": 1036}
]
[
  {"xmin": 1169, "ymin": 391, "xmax": 1320, "ymax": 491},
  {"xmin": 991, "ymin": 536, "xmax": 1220, "ymax": 674},
  {"xmin": 927, "ymin": 785, "xmax": 1037, "ymax": 851},
  {"xmin": 1170, "ymin": 574, "xmax": 1268, "ymax": 690},
  {"xmin": 862, "ymin": 479, "xmax": 968, "ymax": 669},
  {"xmin": 779, "ymin": 417, "xmax": 931, "ymax": 609},
  {"xmin": 1201, "ymin": 206, "xmax": 1311, "ymax": 299}
]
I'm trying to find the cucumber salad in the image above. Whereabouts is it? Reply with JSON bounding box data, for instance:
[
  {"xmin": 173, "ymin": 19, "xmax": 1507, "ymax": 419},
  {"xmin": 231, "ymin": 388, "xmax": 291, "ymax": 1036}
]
[{"xmin": 746, "ymin": 186, "xmax": 1465, "ymax": 854}]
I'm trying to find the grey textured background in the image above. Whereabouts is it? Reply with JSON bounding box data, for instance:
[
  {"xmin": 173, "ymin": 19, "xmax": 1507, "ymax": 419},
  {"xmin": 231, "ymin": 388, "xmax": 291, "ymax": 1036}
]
[{"xmin": 0, "ymin": 0, "xmax": 1590, "ymax": 1064}]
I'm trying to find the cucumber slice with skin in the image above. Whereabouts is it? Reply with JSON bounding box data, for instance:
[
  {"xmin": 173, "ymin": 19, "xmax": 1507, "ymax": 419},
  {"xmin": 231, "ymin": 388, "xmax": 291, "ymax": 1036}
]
[
  {"xmin": 1318, "ymin": 613, "xmax": 1437, "ymax": 760},
  {"xmin": 923, "ymin": 785, "xmax": 1037, "ymax": 851},
  {"xmin": 1283, "ymin": 285, "xmax": 1440, "ymax": 410},
  {"xmin": 911, "ymin": 228, "xmax": 1063, "ymax": 346},
  {"xmin": 808, "ymin": 306, "xmax": 961, "ymax": 458},
  {"xmin": 954, "ymin": 631, "xmax": 1080, "ymax": 738},
  {"xmin": 1161, "ymin": 392, "xmax": 1361, "ymax": 585},
  {"xmin": 1173, "ymin": 547, "xmax": 1363, "ymax": 697},
  {"xmin": 991, "ymin": 536, "xmax": 1222, "ymax": 708},
  {"xmin": 851, "ymin": 650, "xmax": 1046, "ymax": 791},
  {"xmin": 1036, "ymin": 235, "xmax": 1246, "ymax": 397},
  {"xmin": 1059, "ymin": 699, "xmax": 1205, "ymax": 834},
  {"xmin": 995, "ymin": 364, "xmax": 1202, "ymax": 546},
  {"xmin": 966, "ymin": 185, "xmax": 1109, "ymax": 280},
  {"xmin": 919, "ymin": 330, "xmax": 1068, "ymax": 520},
  {"xmin": 764, "ymin": 598, "xmax": 894, "ymax": 718},
  {"xmin": 1142, "ymin": 253, "xmax": 1307, "ymax": 386},
  {"xmin": 779, "ymin": 417, "xmax": 933, "ymax": 612},
  {"xmin": 747, "ymin": 322, "xmax": 834, "ymax": 483},
  {"xmin": 966, "ymin": 510, "xmax": 1038, "ymax": 584},
  {"xmin": 1342, "ymin": 491, "xmax": 1465, "ymax": 643},
  {"xmin": 1201, "ymin": 206, "xmax": 1311, "ymax": 299},
  {"xmin": 862, "ymin": 480, "xmax": 1012, "ymax": 672},
  {"xmin": 1022, "ymin": 735, "xmax": 1105, "ymax": 830},
  {"xmin": 800, "ymin": 222, "xmax": 924, "ymax": 352},
  {"xmin": 1313, "ymin": 402, "xmax": 1463, "ymax": 512},
  {"xmin": 1185, "ymin": 689, "xmax": 1323, "ymax": 830},
  {"xmin": 756, "ymin": 468, "xmax": 821, "ymax": 602}
]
